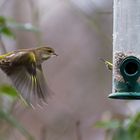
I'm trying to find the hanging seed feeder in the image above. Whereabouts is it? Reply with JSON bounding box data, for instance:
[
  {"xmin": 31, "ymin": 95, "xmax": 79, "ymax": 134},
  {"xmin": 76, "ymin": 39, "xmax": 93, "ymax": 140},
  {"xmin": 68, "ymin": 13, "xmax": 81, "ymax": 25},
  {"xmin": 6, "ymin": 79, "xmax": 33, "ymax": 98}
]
[{"xmin": 109, "ymin": 0, "xmax": 140, "ymax": 99}]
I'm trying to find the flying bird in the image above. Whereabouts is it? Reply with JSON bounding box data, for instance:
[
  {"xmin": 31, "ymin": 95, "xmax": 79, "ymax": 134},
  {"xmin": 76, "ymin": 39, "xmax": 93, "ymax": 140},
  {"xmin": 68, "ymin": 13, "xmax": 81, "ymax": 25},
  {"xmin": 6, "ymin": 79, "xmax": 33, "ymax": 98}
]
[
  {"xmin": 0, "ymin": 46, "xmax": 57, "ymax": 106},
  {"xmin": 100, "ymin": 58, "xmax": 113, "ymax": 71}
]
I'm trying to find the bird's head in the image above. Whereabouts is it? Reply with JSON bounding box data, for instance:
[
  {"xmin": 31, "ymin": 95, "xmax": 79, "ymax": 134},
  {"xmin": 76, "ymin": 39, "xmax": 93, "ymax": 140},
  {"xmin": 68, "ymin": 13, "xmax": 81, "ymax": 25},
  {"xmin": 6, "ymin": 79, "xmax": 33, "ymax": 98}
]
[{"xmin": 37, "ymin": 46, "xmax": 58, "ymax": 61}]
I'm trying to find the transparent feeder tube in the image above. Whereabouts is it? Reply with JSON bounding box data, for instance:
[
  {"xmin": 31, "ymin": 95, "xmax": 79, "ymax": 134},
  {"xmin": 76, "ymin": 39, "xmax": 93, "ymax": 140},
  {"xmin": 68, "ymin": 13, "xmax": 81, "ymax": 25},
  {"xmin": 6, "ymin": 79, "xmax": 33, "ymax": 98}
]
[{"xmin": 110, "ymin": 0, "xmax": 140, "ymax": 98}]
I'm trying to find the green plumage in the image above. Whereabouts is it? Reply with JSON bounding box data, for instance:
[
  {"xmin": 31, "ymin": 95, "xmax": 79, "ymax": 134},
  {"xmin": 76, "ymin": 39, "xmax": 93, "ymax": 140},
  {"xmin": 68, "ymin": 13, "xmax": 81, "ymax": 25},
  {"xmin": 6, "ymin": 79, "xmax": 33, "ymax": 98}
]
[
  {"xmin": 0, "ymin": 46, "xmax": 57, "ymax": 106},
  {"xmin": 100, "ymin": 58, "xmax": 113, "ymax": 71}
]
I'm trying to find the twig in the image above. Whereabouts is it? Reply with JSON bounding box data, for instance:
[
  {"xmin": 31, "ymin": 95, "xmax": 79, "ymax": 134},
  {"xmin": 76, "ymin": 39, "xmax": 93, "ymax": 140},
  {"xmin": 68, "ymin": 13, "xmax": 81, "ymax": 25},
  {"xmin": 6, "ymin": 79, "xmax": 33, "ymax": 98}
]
[
  {"xmin": 41, "ymin": 125, "xmax": 47, "ymax": 140},
  {"xmin": 0, "ymin": 0, "xmax": 9, "ymax": 12},
  {"xmin": 27, "ymin": 0, "xmax": 42, "ymax": 45},
  {"xmin": 76, "ymin": 120, "xmax": 82, "ymax": 140},
  {"xmin": 0, "ymin": 35, "xmax": 7, "ymax": 54}
]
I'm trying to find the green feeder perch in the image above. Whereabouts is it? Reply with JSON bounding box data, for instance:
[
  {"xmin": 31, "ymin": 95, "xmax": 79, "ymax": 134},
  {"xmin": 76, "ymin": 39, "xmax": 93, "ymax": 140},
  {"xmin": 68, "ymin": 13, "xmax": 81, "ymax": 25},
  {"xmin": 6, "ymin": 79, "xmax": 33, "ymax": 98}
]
[{"xmin": 109, "ymin": 0, "xmax": 140, "ymax": 99}]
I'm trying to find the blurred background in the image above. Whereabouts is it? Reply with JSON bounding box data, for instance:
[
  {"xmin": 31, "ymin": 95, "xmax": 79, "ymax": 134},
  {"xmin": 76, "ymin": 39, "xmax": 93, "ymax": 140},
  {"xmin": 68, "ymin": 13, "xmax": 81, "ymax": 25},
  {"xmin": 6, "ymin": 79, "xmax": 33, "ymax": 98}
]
[{"xmin": 0, "ymin": 0, "xmax": 137, "ymax": 140}]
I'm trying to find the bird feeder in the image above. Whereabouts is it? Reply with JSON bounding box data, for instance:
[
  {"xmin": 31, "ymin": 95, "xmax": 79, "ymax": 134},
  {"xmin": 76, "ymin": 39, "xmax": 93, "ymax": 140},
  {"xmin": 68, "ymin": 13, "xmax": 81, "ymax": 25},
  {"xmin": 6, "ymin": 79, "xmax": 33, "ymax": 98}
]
[{"xmin": 109, "ymin": 0, "xmax": 140, "ymax": 99}]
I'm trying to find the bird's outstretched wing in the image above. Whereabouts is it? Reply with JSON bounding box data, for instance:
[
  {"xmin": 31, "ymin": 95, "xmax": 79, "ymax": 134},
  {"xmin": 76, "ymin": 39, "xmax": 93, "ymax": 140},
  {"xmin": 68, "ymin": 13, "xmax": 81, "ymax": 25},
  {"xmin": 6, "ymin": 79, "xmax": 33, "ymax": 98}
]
[{"xmin": 0, "ymin": 52, "xmax": 51, "ymax": 106}]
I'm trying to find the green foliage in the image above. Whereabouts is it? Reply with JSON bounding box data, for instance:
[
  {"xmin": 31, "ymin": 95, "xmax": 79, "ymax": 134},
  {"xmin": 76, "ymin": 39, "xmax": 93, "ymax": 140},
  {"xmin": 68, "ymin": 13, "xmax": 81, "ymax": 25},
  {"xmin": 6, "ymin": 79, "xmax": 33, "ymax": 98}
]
[
  {"xmin": 0, "ymin": 14, "xmax": 39, "ymax": 140},
  {"xmin": 95, "ymin": 120, "xmax": 121, "ymax": 129},
  {"xmin": 127, "ymin": 113, "xmax": 140, "ymax": 140},
  {"xmin": 112, "ymin": 127, "xmax": 132, "ymax": 140},
  {"xmin": 7, "ymin": 20, "xmax": 39, "ymax": 32},
  {"xmin": 0, "ymin": 109, "xmax": 34, "ymax": 140},
  {"xmin": 0, "ymin": 84, "xmax": 34, "ymax": 140},
  {"xmin": 0, "ymin": 16, "xmax": 15, "ymax": 38},
  {"xmin": 0, "ymin": 16, "xmax": 39, "ymax": 39},
  {"xmin": 95, "ymin": 112, "xmax": 140, "ymax": 140},
  {"xmin": 0, "ymin": 84, "xmax": 18, "ymax": 98}
]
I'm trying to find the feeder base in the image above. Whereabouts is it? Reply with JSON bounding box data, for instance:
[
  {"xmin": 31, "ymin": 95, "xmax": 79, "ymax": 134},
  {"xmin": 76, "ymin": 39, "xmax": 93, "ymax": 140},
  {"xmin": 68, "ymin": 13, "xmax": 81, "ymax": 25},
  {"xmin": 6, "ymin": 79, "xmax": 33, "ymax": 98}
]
[{"xmin": 109, "ymin": 92, "xmax": 140, "ymax": 100}]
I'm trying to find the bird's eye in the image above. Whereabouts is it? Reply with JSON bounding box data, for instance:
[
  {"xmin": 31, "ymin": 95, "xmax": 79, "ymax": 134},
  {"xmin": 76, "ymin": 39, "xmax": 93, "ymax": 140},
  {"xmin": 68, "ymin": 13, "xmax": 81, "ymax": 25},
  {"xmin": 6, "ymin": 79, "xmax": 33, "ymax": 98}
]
[{"xmin": 48, "ymin": 49, "xmax": 53, "ymax": 53}]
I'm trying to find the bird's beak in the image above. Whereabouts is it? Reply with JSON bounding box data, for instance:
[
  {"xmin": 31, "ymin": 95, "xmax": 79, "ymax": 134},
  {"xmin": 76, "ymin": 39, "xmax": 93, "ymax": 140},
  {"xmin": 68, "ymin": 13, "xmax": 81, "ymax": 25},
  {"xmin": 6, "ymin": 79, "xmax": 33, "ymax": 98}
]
[
  {"xmin": 53, "ymin": 52, "xmax": 58, "ymax": 56},
  {"xmin": 51, "ymin": 52, "xmax": 58, "ymax": 58}
]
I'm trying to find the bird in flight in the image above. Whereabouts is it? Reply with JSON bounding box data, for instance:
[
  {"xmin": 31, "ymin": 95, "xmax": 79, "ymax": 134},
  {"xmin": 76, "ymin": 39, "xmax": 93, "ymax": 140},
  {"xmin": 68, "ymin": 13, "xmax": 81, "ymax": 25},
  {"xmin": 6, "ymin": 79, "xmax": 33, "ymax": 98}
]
[
  {"xmin": 0, "ymin": 46, "xmax": 57, "ymax": 106},
  {"xmin": 100, "ymin": 58, "xmax": 113, "ymax": 71}
]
